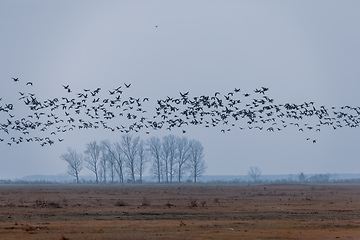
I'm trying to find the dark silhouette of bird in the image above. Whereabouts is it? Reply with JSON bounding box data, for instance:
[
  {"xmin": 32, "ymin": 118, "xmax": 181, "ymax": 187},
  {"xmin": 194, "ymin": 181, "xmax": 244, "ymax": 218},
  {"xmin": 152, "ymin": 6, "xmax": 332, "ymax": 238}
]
[
  {"xmin": 63, "ymin": 84, "xmax": 71, "ymax": 93},
  {"xmin": 12, "ymin": 77, "xmax": 19, "ymax": 82}
]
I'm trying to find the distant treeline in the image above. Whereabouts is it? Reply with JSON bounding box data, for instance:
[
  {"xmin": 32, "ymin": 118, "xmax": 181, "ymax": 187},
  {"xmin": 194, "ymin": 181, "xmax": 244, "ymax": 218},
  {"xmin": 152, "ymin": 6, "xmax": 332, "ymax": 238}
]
[{"xmin": 2, "ymin": 175, "xmax": 360, "ymax": 185}]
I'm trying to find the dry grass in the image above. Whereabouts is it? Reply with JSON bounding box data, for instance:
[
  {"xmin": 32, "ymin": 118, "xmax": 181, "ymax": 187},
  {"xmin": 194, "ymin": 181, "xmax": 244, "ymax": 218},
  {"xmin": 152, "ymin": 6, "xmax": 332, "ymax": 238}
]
[
  {"xmin": 140, "ymin": 197, "xmax": 151, "ymax": 206},
  {"xmin": 0, "ymin": 184, "xmax": 360, "ymax": 239}
]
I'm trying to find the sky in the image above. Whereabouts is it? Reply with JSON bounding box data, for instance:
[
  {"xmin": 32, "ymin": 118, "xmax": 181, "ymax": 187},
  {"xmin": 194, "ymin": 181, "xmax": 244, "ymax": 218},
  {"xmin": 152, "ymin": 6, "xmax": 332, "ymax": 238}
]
[{"xmin": 1, "ymin": 0, "xmax": 360, "ymax": 180}]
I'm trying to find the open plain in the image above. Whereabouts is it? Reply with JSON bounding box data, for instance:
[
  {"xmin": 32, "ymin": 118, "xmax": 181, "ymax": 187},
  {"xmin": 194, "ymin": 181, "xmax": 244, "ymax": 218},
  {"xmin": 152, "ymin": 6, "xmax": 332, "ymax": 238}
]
[{"xmin": 0, "ymin": 184, "xmax": 359, "ymax": 239}]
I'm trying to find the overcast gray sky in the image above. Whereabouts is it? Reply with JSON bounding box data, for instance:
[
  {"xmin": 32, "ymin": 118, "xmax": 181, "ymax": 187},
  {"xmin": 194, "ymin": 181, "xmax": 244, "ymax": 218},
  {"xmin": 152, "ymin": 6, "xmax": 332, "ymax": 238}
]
[{"xmin": 1, "ymin": 1, "xmax": 360, "ymax": 179}]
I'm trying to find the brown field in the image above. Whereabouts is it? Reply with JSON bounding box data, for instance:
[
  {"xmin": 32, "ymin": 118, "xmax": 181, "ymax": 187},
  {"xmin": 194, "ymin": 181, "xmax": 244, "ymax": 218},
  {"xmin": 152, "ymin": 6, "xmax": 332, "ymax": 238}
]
[{"xmin": 0, "ymin": 184, "xmax": 360, "ymax": 239}]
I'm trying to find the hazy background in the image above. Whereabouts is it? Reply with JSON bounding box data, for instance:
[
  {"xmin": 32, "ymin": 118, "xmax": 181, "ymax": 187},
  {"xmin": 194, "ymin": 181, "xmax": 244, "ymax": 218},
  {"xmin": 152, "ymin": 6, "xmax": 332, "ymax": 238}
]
[{"xmin": 1, "ymin": 0, "xmax": 360, "ymax": 180}]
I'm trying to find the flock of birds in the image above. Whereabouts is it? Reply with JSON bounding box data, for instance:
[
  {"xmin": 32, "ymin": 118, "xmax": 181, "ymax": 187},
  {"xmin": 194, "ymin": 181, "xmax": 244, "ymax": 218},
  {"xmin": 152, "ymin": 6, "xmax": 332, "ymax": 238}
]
[{"xmin": 1, "ymin": 77, "xmax": 360, "ymax": 146}]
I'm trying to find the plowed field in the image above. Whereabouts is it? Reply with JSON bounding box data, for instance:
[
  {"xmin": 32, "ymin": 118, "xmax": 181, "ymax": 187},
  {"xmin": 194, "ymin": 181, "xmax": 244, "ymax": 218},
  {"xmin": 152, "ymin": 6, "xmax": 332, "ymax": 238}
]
[{"xmin": 0, "ymin": 184, "xmax": 359, "ymax": 239}]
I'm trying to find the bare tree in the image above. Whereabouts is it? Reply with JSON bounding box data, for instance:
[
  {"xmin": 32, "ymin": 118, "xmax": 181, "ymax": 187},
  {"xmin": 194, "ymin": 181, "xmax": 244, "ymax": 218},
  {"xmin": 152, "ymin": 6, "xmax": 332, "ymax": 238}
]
[
  {"xmin": 101, "ymin": 140, "xmax": 116, "ymax": 182},
  {"xmin": 107, "ymin": 153, "xmax": 116, "ymax": 183},
  {"xmin": 176, "ymin": 137, "xmax": 190, "ymax": 182},
  {"xmin": 188, "ymin": 139, "xmax": 206, "ymax": 183},
  {"xmin": 60, "ymin": 147, "xmax": 83, "ymax": 183},
  {"xmin": 147, "ymin": 136, "xmax": 162, "ymax": 183},
  {"xmin": 102, "ymin": 140, "xmax": 125, "ymax": 183},
  {"xmin": 162, "ymin": 135, "xmax": 177, "ymax": 183},
  {"xmin": 136, "ymin": 140, "xmax": 147, "ymax": 183},
  {"xmin": 248, "ymin": 166, "xmax": 261, "ymax": 182},
  {"xmin": 119, "ymin": 135, "xmax": 140, "ymax": 183},
  {"xmin": 99, "ymin": 147, "xmax": 108, "ymax": 183},
  {"xmin": 114, "ymin": 141, "xmax": 125, "ymax": 183},
  {"xmin": 84, "ymin": 141, "xmax": 101, "ymax": 183},
  {"xmin": 161, "ymin": 137, "xmax": 170, "ymax": 183}
]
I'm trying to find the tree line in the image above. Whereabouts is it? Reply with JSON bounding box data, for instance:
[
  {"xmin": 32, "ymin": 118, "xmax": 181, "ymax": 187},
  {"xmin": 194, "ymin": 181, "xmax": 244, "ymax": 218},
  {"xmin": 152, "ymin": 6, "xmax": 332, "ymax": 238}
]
[{"xmin": 60, "ymin": 135, "xmax": 206, "ymax": 184}]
